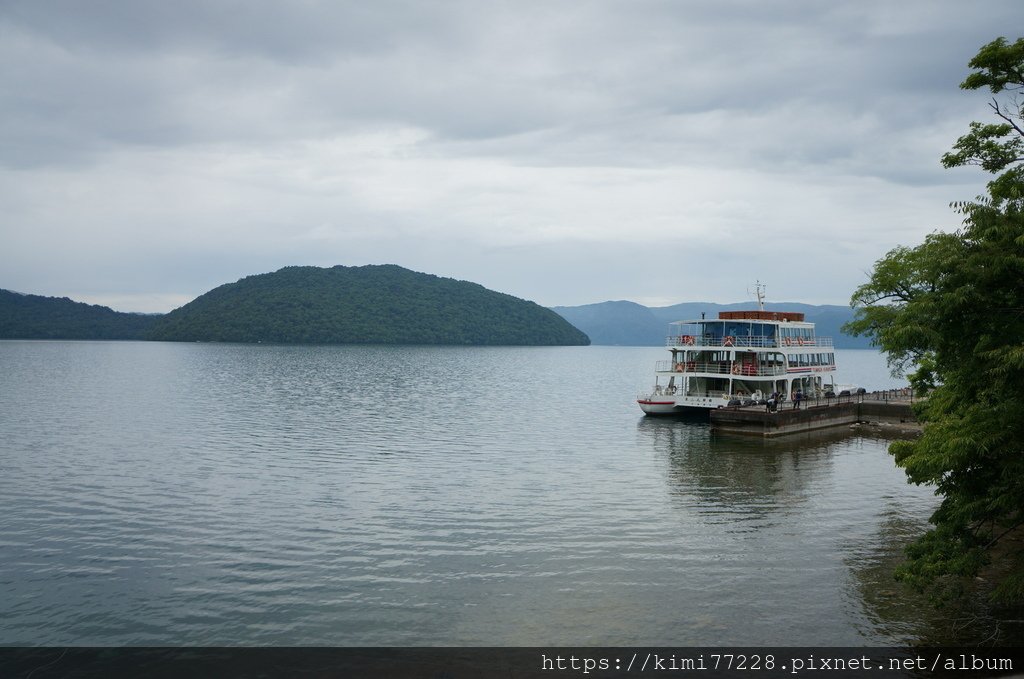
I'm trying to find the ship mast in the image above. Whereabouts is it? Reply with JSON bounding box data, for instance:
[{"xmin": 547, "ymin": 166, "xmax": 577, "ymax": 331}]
[{"xmin": 752, "ymin": 281, "xmax": 766, "ymax": 311}]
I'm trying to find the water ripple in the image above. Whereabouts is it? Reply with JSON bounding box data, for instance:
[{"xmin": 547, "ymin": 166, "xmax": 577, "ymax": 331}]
[{"xmin": 0, "ymin": 342, "xmax": 944, "ymax": 645}]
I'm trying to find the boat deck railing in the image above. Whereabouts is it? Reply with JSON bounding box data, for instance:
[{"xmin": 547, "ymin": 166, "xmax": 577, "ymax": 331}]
[
  {"xmin": 666, "ymin": 334, "xmax": 833, "ymax": 349},
  {"xmin": 719, "ymin": 388, "xmax": 917, "ymax": 410},
  {"xmin": 656, "ymin": 360, "xmax": 788, "ymax": 377}
]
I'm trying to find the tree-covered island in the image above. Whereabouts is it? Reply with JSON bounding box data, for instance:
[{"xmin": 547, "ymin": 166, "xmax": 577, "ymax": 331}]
[
  {"xmin": 2, "ymin": 265, "xmax": 590, "ymax": 345},
  {"xmin": 145, "ymin": 264, "xmax": 590, "ymax": 345},
  {"xmin": 847, "ymin": 37, "xmax": 1024, "ymax": 607}
]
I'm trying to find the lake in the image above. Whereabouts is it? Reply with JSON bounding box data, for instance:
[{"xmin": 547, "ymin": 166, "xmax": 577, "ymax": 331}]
[{"xmin": 0, "ymin": 342, "xmax": 1003, "ymax": 645}]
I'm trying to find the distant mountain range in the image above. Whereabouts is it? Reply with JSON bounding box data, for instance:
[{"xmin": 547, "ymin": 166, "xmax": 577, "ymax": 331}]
[
  {"xmin": 0, "ymin": 265, "xmax": 589, "ymax": 346},
  {"xmin": 550, "ymin": 300, "xmax": 871, "ymax": 348}
]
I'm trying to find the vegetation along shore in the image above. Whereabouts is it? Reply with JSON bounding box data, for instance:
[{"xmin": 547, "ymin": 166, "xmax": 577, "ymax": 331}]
[{"xmin": 846, "ymin": 36, "xmax": 1024, "ymax": 611}]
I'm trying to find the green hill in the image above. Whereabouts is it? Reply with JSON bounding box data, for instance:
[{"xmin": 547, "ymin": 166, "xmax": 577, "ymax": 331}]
[
  {"xmin": 145, "ymin": 265, "xmax": 590, "ymax": 346},
  {"xmin": 0, "ymin": 289, "xmax": 159, "ymax": 340}
]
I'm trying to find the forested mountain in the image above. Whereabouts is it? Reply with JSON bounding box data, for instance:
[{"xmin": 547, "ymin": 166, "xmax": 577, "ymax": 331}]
[
  {"xmin": 551, "ymin": 300, "xmax": 870, "ymax": 348},
  {"xmin": 4, "ymin": 268, "xmax": 862, "ymax": 348},
  {"xmin": 549, "ymin": 301, "xmax": 666, "ymax": 347},
  {"xmin": 0, "ymin": 289, "xmax": 158, "ymax": 339},
  {"xmin": 145, "ymin": 265, "xmax": 590, "ymax": 345}
]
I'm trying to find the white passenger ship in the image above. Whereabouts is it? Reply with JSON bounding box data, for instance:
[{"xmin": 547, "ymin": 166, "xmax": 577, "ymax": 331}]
[{"xmin": 637, "ymin": 291, "xmax": 837, "ymax": 415}]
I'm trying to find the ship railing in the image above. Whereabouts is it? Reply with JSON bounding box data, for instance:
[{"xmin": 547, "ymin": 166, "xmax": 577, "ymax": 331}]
[
  {"xmin": 719, "ymin": 389, "xmax": 918, "ymax": 410},
  {"xmin": 779, "ymin": 336, "xmax": 833, "ymax": 348},
  {"xmin": 719, "ymin": 393, "xmax": 852, "ymax": 410},
  {"xmin": 665, "ymin": 335, "xmax": 833, "ymax": 348},
  {"xmin": 656, "ymin": 361, "xmax": 787, "ymax": 376}
]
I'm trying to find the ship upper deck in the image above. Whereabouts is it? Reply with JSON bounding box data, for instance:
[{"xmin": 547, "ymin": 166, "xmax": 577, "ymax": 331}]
[{"xmin": 667, "ymin": 310, "xmax": 830, "ymax": 349}]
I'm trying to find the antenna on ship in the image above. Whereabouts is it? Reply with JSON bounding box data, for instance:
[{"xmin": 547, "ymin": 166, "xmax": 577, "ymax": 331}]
[{"xmin": 750, "ymin": 280, "xmax": 766, "ymax": 311}]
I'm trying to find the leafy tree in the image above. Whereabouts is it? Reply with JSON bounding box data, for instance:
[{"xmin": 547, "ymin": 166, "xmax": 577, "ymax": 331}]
[{"xmin": 846, "ymin": 37, "xmax": 1024, "ymax": 605}]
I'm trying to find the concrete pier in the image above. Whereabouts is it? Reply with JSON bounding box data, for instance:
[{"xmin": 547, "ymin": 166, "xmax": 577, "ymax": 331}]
[{"xmin": 710, "ymin": 393, "xmax": 918, "ymax": 438}]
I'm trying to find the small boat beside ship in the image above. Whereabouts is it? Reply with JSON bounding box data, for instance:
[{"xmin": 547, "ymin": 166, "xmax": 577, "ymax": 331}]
[{"xmin": 637, "ymin": 289, "xmax": 837, "ymax": 416}]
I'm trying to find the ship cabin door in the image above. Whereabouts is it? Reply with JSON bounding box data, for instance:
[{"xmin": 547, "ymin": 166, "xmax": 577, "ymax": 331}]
[{"xmin": 739, "ymin": 352, "xmax": 758, "ymax": 376}]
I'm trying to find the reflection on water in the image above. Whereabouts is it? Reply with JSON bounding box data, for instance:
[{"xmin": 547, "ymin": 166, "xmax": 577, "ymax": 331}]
[
  {"xmin": 0, "ymin": 341, "xmax": 1006, "ymax": 645},
  {"xmin": 850, "ymin": 504, "xmax": 1024, "ymax": 646},
  {"xmin": 640, "ymin": 418, "xmax": 844, "ymax": 502},
  {"xmin": 638, "ymin": 415, "xmax": 1024, "ymax": 645}
]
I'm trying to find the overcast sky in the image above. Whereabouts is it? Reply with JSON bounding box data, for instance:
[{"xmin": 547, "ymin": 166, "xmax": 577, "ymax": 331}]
[{"xmin": 2, "ymin": 1, "xmax": 1021, "ymax": 312}]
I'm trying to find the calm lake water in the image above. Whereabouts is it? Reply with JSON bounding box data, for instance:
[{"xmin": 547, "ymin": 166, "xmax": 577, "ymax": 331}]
[{"xmin": 0, "ymin": 342, "xmax": 1002, "ymax": 645}]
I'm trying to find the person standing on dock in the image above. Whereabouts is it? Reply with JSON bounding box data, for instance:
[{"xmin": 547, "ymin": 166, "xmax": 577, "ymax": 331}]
[{"xmin": 794, "ymin": 390, "xmax": 802, "ymax": 410}]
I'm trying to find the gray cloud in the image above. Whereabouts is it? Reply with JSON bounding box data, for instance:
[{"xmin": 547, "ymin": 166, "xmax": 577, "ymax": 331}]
[{"xmin": 1, "ymin": 0, "xmax": 1020, "ymax": 311}]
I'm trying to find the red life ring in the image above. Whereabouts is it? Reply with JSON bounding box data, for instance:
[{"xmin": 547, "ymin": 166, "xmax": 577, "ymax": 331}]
[
  {"xmin": 731, "ymin": 364, "xmax": 740, "ymax": 375},
  {"xmin": 682, "ymin": 335, "xmax": 694, "ymax": 345},
  {"xmin": 674, "ymin": 362, "xmax": 684, "ymax": 372},
  {"xmin": 783, "ymin": 337, "xmax": 792, "ymax": 346},
  {"xmin": 797, "ymin": 337, "xmax": 805, "ymax": 346},
  {"xmin": 723, "ymin": 335, "xmax": 735, "ymax": 347}
]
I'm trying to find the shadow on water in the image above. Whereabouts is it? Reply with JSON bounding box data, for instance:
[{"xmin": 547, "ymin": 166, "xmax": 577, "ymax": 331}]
[{"xmin": 634, "ymin": 417, "xmax": 1024, "ymax": 645}]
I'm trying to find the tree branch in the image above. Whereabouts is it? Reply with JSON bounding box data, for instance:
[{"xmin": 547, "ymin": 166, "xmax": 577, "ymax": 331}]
[
  {"xmin": 990, "ymin": 99, "xmax": 1024, "ymax": 138},
  {"xmin": 984, "ymin": 517, "xmax": 1024, "ymax": 550}
]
